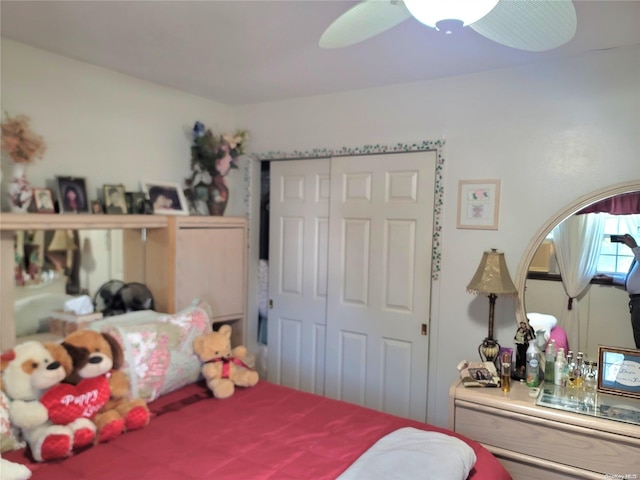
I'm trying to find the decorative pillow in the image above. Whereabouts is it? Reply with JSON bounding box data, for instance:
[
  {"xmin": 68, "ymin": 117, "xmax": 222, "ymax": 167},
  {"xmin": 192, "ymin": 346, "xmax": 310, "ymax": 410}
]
[
  {"xmin": 89, "ymin": 300, "xmax": 214, "ymax": 401},
  {"xmin": 1, "ymin": 391, "xmax": 26, "ymax": 453},
  {"xmin": 100, "ymin": 322, "xmax": 177, "ymax": 401}
]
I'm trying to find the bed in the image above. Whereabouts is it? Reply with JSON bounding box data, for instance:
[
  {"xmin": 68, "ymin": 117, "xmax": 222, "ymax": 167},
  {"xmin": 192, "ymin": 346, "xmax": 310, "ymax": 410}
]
[
  {"xmin": 3, "ymin": 380, "xmax": 510, "ymax": 480},
  {"xmin": 3, "ymin": 304, "xmax": 511, "ymax": 479}
]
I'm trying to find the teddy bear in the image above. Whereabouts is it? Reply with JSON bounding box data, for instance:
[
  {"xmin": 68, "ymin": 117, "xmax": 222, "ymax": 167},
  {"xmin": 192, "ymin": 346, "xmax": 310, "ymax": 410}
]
[
  {"xmin": 0, "ymin": 341, "xmax": 97, "ymax": 462},
  {"xmin": 193, "ymin": 325, "xmax": 259, "ymax": 399},
  {"xmin": 61, "ymin": 330, "xmax": 150, "ymax": 443}
]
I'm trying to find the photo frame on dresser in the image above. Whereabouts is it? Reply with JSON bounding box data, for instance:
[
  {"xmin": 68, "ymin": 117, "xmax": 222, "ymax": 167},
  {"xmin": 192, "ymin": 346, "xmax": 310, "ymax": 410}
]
[{"xmin": 598, "ymin": 346, "xmax": 640, "ymax": 399}]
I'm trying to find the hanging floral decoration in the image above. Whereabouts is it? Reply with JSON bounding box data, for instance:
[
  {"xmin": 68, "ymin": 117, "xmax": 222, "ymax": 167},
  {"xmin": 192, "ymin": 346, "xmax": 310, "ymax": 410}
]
[
  {"xmin": 0, "ymin": 113, "xmax": 47, "ymax": 164},
  {"xmin": 186, "ymin": 121, "xmax": 248, "ymax": 215}
]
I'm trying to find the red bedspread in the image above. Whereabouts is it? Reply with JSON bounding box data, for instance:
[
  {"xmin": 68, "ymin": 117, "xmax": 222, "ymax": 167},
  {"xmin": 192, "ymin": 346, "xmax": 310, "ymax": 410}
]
[{"xmin": 5, "ymin": 381, "xmax": 511, "ymax": 480}]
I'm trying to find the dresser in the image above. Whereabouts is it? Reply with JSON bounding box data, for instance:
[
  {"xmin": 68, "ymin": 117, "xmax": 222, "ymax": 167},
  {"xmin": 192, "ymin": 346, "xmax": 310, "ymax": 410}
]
[
  {"xmin": 1, "ymin": 214, "xmax": 247, "ymax": 350},
  {"xmin": 449, "ymin": 380, "xmax": 640, "ymax": 480}
]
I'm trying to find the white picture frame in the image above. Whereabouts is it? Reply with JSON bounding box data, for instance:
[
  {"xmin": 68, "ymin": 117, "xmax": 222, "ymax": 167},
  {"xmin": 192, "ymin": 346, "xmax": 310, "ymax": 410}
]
[
  {"xmin": 456, "ymin": 179, "xmax": 500, "ymax": 230},
  {"xmin": 141, "ymin": 180, "xmax": 189, "ymax": 216}
]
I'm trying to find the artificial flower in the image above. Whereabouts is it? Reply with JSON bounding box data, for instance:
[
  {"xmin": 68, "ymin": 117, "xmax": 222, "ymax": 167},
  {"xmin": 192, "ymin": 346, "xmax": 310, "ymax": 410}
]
[{"xmin": 0, "ymin": 113, "xmax": 46, "ymax": 164}]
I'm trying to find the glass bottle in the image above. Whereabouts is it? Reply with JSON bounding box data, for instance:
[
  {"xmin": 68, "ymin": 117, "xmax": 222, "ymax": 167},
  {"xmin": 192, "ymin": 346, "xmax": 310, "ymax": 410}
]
[
  {"xmin": 583, "ymin": 360, "xmax": 598, "ymax": 410},
  {"xmin": 501, "ymin": 351, "xmax": 511, "ymax": 393},
  {"xmin": 525, "ymin": 339, "xmax": 540, "ymax": 388},
  {"xmin": 573, "ymin": 352, "xmax": 584, "ymax": 388},
  {"xmin": 566, "ymin": 350, "xmax": 575, "ymax": 388},
  {"xmin": 544, "ymin": 339, "xmax": 556, "ymax": 384}
]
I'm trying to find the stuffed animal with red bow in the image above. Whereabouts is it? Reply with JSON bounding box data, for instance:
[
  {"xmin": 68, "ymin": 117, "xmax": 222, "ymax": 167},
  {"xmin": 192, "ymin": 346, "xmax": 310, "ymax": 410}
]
[
  {"xmin": 61, "ymin": 330, "xmax": 150, "ymax": 443},
  {"xmin": 0, "ymin": 341, "xmax": 97, "ymax": 461},
  {"xmin": 193, "ymin": 325, "xmax": 259, "ymax": 399}
]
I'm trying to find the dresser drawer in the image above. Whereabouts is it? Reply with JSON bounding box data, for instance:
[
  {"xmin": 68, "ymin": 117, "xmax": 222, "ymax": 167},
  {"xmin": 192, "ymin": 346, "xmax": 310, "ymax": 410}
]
[{"xmin": 454, "ymin": 399, "xmax": 638, "ymax": 475}]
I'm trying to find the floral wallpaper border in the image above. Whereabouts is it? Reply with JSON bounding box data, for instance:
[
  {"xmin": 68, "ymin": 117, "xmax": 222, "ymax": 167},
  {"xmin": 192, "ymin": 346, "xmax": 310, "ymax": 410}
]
[{"xmin": 247, "ymin": 139, "xmax": 445, "ymax": 281}]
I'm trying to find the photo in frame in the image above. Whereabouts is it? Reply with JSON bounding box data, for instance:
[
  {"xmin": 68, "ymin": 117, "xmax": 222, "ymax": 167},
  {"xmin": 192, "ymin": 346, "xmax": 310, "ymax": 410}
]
[
  {"xmin": 125, "ymin": 191, "xmax": 151, "ymax": 214},
  {"xmin": 456, "ymin": 179, "xmax": 500, "ymax": 230},
  {"xmin": 141, "ymin": 180, "xmax": 189, "ymax": 215},
  {"xmin": 597, "ymin": 346, "xmax": 640, "ymax": 399},
  {"xmin": 56, "ymin": 176, "xmax": 89, "ymax": 214},
  {"xmin": 32, "ymin": 188, "xmax": 55, "ymax": 213},
  {"xmin": 91, "ymin": 201, "xmax": 104, "ymax": 214},
  {"xmin": 102, "ymin": 184, "xmax": 127, "ymax": 214}
]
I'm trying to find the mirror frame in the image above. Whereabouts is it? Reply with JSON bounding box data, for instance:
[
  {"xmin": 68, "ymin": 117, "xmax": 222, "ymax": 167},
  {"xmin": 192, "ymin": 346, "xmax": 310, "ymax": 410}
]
[{"xmin": 514, "ymin": 179, "xmax": 640, "ymax": 327}]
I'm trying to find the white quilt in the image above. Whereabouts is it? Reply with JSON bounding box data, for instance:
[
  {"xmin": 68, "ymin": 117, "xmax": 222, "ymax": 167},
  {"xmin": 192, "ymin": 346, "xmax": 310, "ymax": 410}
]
[{"xmin": 337, "ymin": 427, "xmax": 477, "ymax": 480}]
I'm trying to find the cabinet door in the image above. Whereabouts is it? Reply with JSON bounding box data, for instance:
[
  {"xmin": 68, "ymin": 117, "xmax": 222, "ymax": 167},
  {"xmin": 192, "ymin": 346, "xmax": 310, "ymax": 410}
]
[{"xmin": 176, "ymin": 226, "xmax": 246, "ymax": 321}]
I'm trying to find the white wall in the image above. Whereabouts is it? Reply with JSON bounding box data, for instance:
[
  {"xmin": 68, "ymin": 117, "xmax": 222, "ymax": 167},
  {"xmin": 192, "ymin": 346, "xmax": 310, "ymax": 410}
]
[
  {"xmin": 0, "ymin": 39, "xmax": 246, "ymax": 215},
  {"xmin": 236, "ymin": 45, "xmax": 640, "ymax": 426}
]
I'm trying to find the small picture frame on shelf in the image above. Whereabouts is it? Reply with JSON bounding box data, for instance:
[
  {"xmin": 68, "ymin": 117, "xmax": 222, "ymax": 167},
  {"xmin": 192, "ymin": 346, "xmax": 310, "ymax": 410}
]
[
  {"xmin": 33, "ymin": 188, "xmax": 55, "ymax": 213},
  {"xmin": 91, "ymin": 200, "xmax": 104, "ymax": 214},
  {"xmin": 598, "ymin": 346, "xmax": 640, "ymax": 399},
  {"xmin": 141, "ymin": 180, "xmax": 189, "ymax": 215},
  {"xmin": 56, "ymin": 176, "xmax": 89, "ymax": 214},
  {"xmin": 125, "ymin": 191, "xmax": 149, "ymax": 214},
  {"xmin": 103, "ymin": 184, "xmax": 127, "ymax": 214}
]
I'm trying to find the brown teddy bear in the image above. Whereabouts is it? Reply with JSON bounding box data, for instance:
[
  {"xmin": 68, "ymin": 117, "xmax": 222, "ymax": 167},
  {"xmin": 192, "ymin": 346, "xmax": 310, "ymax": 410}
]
[
  {"xmin": 62, "ymin": 330, "xmax": 150, "ymax": 443},
  {"xmin": 193, "ymin": 325, "xmax": 259, "ymax": 399}
]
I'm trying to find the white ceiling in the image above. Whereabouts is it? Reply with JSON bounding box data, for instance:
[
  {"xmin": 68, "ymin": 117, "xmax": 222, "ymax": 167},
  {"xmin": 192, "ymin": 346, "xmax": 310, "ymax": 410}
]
[{"xmin": 2, "ymin": 1, "xmax": 639, "ymax": 106}]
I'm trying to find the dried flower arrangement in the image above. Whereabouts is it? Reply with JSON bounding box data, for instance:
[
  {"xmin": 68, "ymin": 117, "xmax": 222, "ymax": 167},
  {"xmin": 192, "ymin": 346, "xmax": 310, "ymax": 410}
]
[{"xmin": 0, "ymin": 113, "xmax": 47, "ymax": 164}]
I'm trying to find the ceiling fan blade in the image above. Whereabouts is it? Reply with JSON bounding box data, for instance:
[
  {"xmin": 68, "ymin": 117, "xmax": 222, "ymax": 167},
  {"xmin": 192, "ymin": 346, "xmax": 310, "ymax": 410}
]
[
  {"xmin": 470, "ymin": 0, "xmax": 577, "ymax": 52},
  {"xmin": 320, "ymin": 0, "xmax": 412, "ymax": 49}
]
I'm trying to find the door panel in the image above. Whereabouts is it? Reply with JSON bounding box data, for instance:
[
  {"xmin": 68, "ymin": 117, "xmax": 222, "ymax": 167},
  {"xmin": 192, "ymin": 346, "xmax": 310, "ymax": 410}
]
[
  {"xmin": 267, "ymin": 159, "xmax": 330, "ymax": 394},
  {"xmin": 325, "ymin": 151, "xmax": 436, "ymax": 421}
]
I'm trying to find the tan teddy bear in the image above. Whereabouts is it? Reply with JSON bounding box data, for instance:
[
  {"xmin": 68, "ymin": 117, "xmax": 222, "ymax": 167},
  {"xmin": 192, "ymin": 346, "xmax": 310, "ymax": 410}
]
[{"xmin": 193, "ymin": 325, "xmax": 259, "ymax": 399}]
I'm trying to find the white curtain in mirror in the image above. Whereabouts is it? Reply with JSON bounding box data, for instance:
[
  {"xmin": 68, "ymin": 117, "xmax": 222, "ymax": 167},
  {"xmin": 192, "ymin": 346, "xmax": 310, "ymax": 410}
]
[{"xmin": 552, "ymin": 214, "xmax": 605, "ymax": 350}]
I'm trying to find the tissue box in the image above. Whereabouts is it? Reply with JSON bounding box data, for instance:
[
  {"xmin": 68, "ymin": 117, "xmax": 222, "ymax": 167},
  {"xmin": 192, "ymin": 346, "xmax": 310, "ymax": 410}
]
[{"xmin": 50, "ymin": 310, "xmax": 104, "ymax": 336}]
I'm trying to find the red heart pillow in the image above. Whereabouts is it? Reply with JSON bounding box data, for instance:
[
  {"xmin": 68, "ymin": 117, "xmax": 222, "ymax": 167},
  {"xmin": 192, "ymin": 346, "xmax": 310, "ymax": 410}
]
[{"xmin": 41, "ymin": 376, "xmax": 110, "ymax": 425}]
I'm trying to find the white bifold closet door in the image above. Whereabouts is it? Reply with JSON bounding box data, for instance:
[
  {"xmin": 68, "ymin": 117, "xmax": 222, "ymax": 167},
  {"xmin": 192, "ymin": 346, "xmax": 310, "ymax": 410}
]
[{"xmin": 268, "ymin": 151, "xmax": 435, "ymax": 421}]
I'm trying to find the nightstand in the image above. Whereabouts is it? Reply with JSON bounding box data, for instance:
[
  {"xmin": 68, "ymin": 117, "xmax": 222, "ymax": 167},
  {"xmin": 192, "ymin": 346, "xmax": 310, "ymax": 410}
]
[{"xmin": 449, "ymin": 379, "xmax": 640, "ymax": 480}]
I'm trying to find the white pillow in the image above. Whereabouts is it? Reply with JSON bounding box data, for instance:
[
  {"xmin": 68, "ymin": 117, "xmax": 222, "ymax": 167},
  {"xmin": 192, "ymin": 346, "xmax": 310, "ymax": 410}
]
[{"xmin": 337, "ymin": 427, "xmax": 476, "ymax": 480}]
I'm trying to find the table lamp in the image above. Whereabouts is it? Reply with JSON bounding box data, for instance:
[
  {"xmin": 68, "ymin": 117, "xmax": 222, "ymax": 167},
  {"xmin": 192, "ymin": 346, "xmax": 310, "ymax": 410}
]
[{"xmin": 467, "ymin": 248, "xmax": 518, "ymax": 363}]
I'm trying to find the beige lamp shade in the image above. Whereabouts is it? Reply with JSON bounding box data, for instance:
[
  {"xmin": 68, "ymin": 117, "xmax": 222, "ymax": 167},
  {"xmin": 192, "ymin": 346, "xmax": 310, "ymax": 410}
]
[{"xmin": 467, "ymin": 248, "xmax": 517, "ymax": 296}]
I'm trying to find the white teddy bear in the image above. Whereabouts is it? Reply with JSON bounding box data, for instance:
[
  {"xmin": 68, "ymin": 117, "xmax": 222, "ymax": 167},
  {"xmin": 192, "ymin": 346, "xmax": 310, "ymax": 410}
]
[{"xmin": 1, "ymin": 341, "xmax": 96, "ymax": 462}]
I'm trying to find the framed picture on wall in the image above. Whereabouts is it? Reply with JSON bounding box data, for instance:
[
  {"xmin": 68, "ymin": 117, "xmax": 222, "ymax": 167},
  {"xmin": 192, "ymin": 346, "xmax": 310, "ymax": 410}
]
[
  {"xmin": 141, "ymin": 180, "xmax": 189, "ymax": 215},
  {"xmin": 33, "ymin": 188, "xmax": 55, "ymax": 213},
  {"xmin": 56, "ymin": 176, "xmax": 90, "ymax": 214},
  {"xmin": 456, "ymin": 179, "xmax": 500, "ymax": 230}
]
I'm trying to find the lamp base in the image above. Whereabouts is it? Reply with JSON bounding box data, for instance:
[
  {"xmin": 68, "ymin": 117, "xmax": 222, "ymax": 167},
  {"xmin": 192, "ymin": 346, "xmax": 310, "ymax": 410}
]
[{"xmin": 478, "ymin": 338, "xmax": 500, "ymax": 364}]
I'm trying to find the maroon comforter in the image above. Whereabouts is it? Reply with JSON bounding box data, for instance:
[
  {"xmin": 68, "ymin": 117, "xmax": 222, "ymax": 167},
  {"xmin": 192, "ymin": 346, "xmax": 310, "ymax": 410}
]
[{"xmin": 5, "ymin": 381, "xmax": 511, "ymax": 479}]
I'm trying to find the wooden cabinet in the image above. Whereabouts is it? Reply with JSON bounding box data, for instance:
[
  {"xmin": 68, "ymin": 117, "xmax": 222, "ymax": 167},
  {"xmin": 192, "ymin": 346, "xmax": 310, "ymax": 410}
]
[
  {"xmin": 449, "ymin": 380, "xmax": 640, "ymax": 479},
  {"xmin": 0, "ymin": 214, "xmax": 247, "ymax": 350},
  {"xmin": 144, "ymin": 216, "xmax": 247, "ymax": 346}
]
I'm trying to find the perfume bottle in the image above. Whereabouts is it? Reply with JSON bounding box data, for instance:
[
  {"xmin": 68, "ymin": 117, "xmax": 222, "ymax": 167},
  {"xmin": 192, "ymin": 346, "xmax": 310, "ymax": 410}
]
[{"xmin": 501, "ymin": 351, "xmax": 511, "ymax": 393}]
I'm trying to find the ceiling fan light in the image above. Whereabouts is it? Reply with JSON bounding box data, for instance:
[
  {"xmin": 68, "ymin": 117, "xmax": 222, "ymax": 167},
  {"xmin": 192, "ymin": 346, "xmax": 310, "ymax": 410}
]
[{"xmin": 404, "ymin": 0, "xmax": 500, "ymax": 29}]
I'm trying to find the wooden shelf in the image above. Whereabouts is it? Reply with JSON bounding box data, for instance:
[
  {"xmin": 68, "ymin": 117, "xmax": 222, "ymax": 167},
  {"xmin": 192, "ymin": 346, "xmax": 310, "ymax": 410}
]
[{"xmin": 0, "ymin": 213, "xmax": 168, "ymax": 230}]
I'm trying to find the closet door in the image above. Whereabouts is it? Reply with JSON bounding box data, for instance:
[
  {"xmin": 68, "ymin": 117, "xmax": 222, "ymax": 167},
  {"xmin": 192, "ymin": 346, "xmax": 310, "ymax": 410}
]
[
  {"xmin": 324, "ymin": 151, "xmax": 436, "ymax": 421},
  {"xmin": 267, "ymin": 159, "xmax": 330, "ymax": 394}
]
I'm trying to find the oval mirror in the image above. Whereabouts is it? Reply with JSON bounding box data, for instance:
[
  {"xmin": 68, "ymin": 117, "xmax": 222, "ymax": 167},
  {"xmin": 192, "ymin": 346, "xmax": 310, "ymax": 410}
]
[{"xmin": 515, "ymin": 180, "xmax": 640, "ymax": 360}]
